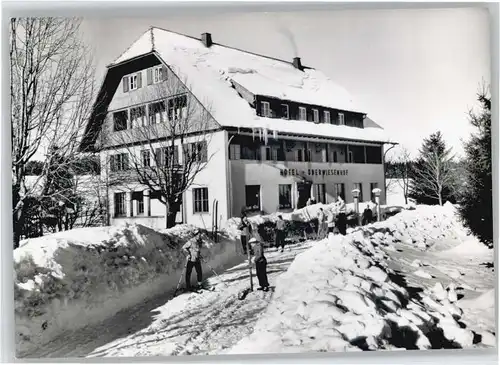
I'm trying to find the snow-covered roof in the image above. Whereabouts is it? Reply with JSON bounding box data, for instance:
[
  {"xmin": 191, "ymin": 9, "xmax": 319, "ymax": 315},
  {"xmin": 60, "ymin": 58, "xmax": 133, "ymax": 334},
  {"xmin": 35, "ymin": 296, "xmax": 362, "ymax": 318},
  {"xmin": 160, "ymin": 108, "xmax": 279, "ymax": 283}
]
[{"xmin": 108, "ymin": 28, "xmax": 394, "ymax": 145}]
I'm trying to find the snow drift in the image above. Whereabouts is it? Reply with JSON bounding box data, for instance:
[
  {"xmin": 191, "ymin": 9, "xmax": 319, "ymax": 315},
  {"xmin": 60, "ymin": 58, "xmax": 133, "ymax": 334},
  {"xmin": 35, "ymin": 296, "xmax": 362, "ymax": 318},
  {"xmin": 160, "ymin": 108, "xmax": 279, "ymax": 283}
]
[
  {"xmin": 14, "ymin": 223, "xmax": 241, "ymax": 356},
  {"xmin": 229, "ymin": 204, "xmax": 494, "ymax": 353}
]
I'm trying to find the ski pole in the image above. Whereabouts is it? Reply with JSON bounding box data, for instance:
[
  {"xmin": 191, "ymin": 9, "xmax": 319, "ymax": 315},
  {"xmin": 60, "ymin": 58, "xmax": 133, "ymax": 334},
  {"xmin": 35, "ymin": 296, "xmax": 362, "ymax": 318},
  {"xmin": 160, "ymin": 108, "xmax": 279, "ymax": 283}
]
[
  {"xmin": 200, "ymin": 256, "xmax": 229, "ymax": 288},
  {"xmin": 173, "ymin": 264, "xmax": 187, "ymax": 297}
]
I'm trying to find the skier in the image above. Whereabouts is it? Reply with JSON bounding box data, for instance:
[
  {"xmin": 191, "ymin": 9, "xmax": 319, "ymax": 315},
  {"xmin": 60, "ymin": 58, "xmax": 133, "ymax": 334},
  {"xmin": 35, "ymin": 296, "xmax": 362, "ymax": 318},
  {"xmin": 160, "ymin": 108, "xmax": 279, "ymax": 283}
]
[
  {"xmin": 327, "ymin": 209, "xmax": 336, "ymax": 234},
  {"xmin": 362, "ymin": 206, "xmax": 373, "ymax": 225},
  {"xmin": 317, "ymin": 207, "xmax": 326, "ymax": 239},
  {"xmin": 239, "ymin": 213, "xmax": 251, "ymax": 255},
  {"xmin": 182, "ymin": 233, "xmax": 204, "ymax": 291},
  {"xmin": 337, "ymin": 195, "xmax": 347, "ymax": 235},
  {"xmin": 275, "ymin": 215, "xmax": 286, "ymax": 252},
  {"xmin": 249, "ymin": 237, "xmax": 269, "ymax": 291}
]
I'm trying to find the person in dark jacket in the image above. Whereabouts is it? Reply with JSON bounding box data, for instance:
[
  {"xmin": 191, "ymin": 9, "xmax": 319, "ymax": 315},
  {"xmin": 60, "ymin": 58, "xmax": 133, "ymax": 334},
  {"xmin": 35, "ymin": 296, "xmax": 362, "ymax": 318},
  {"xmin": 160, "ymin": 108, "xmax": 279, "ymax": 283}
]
[
  {"xmin": 249, "ymin": 237, "xmax": 269, "ymax": 291},
  {"xmin": 275, "ymin": 215, "xmax": 286, "ymax": 252},
  {"xmin": 362, "ymin": 206, "xmax": 373, "ymax": 225},
  {"xmin": 336, "ymin": 195, "xmax": 347, "ymax": 235},
  {"xmin": 182, "ymin": 234, "xmax": 203, "ymax": 290}
]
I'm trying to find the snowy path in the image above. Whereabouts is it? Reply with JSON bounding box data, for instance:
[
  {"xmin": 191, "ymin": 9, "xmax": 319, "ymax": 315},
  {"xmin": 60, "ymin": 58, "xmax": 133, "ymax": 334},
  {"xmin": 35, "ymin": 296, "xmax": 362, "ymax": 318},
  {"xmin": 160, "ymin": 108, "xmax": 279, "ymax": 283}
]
[{"xmin": 21, "ymin": 241, "xmax": 312, "ymax": 358}]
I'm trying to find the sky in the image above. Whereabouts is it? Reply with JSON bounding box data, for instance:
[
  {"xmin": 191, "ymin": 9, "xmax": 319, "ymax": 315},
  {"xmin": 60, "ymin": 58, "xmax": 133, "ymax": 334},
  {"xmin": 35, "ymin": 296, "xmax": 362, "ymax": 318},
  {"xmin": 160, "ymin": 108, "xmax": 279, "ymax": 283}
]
[{"xmin": 80, "ymin": 6, "xmax": 490, "ymax": 159}]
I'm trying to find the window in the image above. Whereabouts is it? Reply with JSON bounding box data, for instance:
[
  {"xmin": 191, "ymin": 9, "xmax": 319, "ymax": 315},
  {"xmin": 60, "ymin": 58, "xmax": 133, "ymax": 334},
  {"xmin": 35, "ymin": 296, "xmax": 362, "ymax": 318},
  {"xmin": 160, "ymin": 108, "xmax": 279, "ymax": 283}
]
[
  {"xmin": 299, "ymin": 107, "xmax": 307, "ymax": 121},
  {"xmin": 353, "ymin": 183, "xmax": 363, "ymax": 202},
  {"xmin": 184, "ymin": 141, "xmax": 207, "ymax": 163},
  {"xmin": 313, "ymin": 109, "xmax": 319, "ymax": 123},
  {"xmin": 261, "ymin": 101, "xmax": 271, "ymax": 117},
  {"xmin": 193, "ymin": 187, "xmax": 209, "ymax": 213},
  {"xmin": 153, "ymin": 66, "xmax": 164, "ymax": 83},
  {"xmin": 324, "ymin": 110, "xmax": 331, "ymax": 124},
  {"xmin": 130, "ymin": 106, "xmax": 146, "ymax": 128},
  {"xmin": 333, "ymin": 151, "xmax": 338, "ymax": 163},
  {"xmin": 265, "ymin": 147, "xmax": 279, "ymax": 161},
  {"xmin": 347, "ymin": 150, "xmax": 354, "ymax": 163},
  {"xmin": 168, "ymin": 95, "xmax": 187, "ymax": 121},
  {"xmin": 245, "ymin": 185, "xmax": 261, "ymax": 211},
  {"xmin": 128, "ymin": 72, "xmax": 142, "ymax": 90},
  {"xmin": 370, "ymin": 183, "xmax": 379, "ymax": 202},
  {"xmin": 339, "ymin": 113, "xmax": 345, "ymax": 125},
  {"xmin": 313, "ymin": 183, "xmax": 326, "ymax": 204},
  {"xmin": 114, "ymin": 192, "xmax": 126, "ymax": 217},
  {"xmin": 349, "ymin": 145, "xmax": 366, "ymax": 163},
  {"xmin": 366, "ymin": 146, "xmax": 383, "ymax": 164},
  {"xmin": 132, "ymin": 191, "xmax": 144, "ymax": 215},
  {"xmin": 113, "ymin": 110, "xmax": 128, "ymax": 131},
  {"xmin": 156, "ymin": 146, "xmax": 179, "ymax": 166},
  {"xmin": 141, "ymin": 150, "xmax": 151, "ymax": 167},
  {"xmin": 241, "ymin": 145, "xmax": 261, "ymax": 160},
  {"xmin": 334, "ymin": 183, "xmax": 345, "ymax": 200},
  {"xmin": 279, "ymin": 184, "xmax": 292, "ymax": 209},
  {"xmin": 110, "ymin": 153, "xmax": 129, "ymax": 172},
  {"xmin": 229, "ymin": 144, "xmax": 241, "ymax": 160},
  {"xmin": 281, "ymin": 104, "xmax": 289, "ymax": 119},
  {"xmin": 149, "ymin": 101, "xmax": 166, "ymax": 124},
  {"xmin": 296, "ymin": 149, "xmax": 303, "ymax": 162}
]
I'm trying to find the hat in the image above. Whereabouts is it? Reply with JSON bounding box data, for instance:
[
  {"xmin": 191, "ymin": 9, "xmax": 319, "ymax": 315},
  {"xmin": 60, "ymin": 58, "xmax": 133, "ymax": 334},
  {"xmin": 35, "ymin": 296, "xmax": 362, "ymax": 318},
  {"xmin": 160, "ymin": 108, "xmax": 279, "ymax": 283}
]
[{"xmin": 248, "ymin": 237, "xmax": 258, "ymax": 243}]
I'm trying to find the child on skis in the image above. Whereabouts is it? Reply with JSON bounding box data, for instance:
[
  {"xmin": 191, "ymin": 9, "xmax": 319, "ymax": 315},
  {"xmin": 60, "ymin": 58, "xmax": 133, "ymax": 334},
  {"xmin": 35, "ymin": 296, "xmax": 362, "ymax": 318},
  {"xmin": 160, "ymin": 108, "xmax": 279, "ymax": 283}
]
[
  {"xmin": 182, "ymin": 233, "xmax": 204, "ymax": 291},
  {"xmin": 317, "ymin": 207, "xmax": 327, "ymax": 239},
  {"xmin": 249, "ymin": 237, "xmax": 269, "ymax": 291}
]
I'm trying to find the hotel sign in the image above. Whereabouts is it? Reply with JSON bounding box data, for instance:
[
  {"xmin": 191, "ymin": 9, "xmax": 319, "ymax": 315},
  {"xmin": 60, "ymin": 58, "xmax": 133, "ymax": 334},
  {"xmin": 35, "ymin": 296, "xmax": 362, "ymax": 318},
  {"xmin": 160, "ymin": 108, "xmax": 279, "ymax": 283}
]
[{"xmin": 279, "ymin": 168, "xmax": 348, "ymax": 177}]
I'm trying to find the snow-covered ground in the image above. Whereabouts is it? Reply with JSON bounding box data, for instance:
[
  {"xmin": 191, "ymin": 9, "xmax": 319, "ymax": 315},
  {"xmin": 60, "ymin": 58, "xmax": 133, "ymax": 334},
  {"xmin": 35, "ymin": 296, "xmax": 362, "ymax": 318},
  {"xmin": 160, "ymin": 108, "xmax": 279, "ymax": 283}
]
[
  {"xmin": 229, "ymin": 203, "xmax": 495, "ymax": 354},
  {"xmin": 15, "ymin": 192, "xmax": 495, "ymax": 357},
  {"xmin": 14, "ymin": 223, "xmax": 242, "ymax": 357}
]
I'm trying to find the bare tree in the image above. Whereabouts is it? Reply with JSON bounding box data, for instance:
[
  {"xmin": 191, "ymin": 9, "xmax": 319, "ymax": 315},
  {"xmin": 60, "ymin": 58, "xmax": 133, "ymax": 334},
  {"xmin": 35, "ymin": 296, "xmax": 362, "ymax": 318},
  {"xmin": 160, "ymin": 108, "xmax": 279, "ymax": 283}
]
[
  {"xmin": 412, "ymin": 149, "xmax": 455, "ymax": 206},
  {"xmin": 102, "ymin": 73, "xmax": 217, "ymax": 228},
  {"xmin": 394, "ymin": 146, "xmax": 413, "ymax": 205},
  {"xmin": 10, "ymin": 18, "xmax": 96, "ymax": 247}
]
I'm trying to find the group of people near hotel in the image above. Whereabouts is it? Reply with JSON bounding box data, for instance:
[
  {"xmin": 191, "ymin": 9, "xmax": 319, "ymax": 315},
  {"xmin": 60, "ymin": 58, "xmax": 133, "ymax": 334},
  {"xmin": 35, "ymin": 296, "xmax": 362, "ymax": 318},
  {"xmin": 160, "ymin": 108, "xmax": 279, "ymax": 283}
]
[{"xmin": 183, "ymin": 196, "xmax": 378, "ymax": 293}]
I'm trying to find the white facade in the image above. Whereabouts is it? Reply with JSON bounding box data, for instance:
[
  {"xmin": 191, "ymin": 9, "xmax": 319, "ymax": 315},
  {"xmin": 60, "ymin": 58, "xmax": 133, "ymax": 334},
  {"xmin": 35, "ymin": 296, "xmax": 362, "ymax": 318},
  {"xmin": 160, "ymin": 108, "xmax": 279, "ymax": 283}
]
[{"xmin": 80, "ymin": 28, "xmax": 393, "ymax": 230}]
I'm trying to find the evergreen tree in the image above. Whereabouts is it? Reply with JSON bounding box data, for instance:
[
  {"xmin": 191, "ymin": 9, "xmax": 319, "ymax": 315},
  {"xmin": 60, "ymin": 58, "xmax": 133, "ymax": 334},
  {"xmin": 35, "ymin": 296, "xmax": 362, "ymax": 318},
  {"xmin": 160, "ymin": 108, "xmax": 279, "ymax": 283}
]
[
  {"xmin": 457, "ymin": 91, "xmax": 492, "ymax": 246},
  {"xmin": 410, "ymin": 131, "xmax": 457, "ymax": 205}
]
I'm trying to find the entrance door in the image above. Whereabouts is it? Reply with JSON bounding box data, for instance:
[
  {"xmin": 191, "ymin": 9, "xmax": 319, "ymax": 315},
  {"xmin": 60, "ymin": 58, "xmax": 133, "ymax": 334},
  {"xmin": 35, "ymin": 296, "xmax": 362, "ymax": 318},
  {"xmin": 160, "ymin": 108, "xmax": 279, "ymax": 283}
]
[{"xmin": 297, "ymin": 182, "xmax": 312, "ymax": 209}]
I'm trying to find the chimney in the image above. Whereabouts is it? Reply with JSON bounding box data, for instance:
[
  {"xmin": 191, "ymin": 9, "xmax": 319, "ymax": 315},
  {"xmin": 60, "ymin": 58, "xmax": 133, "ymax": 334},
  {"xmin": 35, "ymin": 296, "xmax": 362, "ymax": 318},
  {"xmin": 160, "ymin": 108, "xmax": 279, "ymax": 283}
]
[
  {"xmin": 292, "ymin": 57, "xmax": 303, "ymax": 71},
  {"xmin": 201, "ymin": 33, "xmax": 213, "ymax": 48}
]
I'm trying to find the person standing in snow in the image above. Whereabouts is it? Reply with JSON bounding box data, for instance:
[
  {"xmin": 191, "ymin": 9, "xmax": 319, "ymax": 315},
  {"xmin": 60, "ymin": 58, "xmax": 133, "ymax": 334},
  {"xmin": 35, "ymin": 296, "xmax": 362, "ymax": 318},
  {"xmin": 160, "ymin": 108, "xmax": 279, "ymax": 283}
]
[
  {"xmin": 249, "ymin": 237, "xmax": 269, "ymax": 291},
  {"xmin": 239, "ymin": 213, "xmax": 251, "ymax": 255},
  {"xmin": 275, "ymin": 215, "xmax": 286, "ymax": 252},
  {"xmin": 327, "ymin": 210, "xmax": 336, "ymax": 234},
  {"xmin": 317, "ymin": 207, "xmax": 327, "ymax": 239},
  {"xmin": 337, "ymin": 195, "xmax": 347, "ymax": 235},
  {"xmin": 362, "ymin": 206, "xmax": 373, "ymax": 225},
  {"xmin": 182, "ymin": 234, "xmax": 203, "ymax": 291}
]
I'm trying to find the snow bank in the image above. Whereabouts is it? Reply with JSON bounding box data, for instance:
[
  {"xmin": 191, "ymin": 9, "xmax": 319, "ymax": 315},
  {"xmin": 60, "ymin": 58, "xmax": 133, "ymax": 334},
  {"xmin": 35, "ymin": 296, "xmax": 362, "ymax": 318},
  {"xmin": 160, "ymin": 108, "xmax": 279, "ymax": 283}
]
[
  {"xmin": 14, "ymin": 223, "xmax": 241, "ymax": 356},
  {"xmin": 361, "ymin": 203, "xmax": 475, "ymax": 252},
  {"xmin": 229, "ymin": 205, "xmax": 492, "ymax": 353}
]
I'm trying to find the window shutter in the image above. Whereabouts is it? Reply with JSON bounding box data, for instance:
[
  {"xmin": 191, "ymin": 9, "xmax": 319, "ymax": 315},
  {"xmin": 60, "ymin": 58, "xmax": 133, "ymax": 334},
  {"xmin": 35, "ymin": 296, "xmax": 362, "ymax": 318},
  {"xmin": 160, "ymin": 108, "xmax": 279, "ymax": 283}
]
[
  {"xmin": 123, "ymin": 154, "xmax": 129, "ymax": 170},
  {"xmin": 174, "ymin": 146, "xmax": 179, "ymax": 165},
  {"xmin": 161, "ymin": 66, "xmax": 167, "ymax": 80},
  {"xmin": 123, "ymin": 76, "xmax": 129, "ymax": 93},
  {"xmin": 155, "ymin": 148, "xmax": 161, "ymax": 166},
  {"xmin": 201, "ymin": 142, "xmax": 207, "ymax": 162},
  {"xmin": 137, "ymin": 72, "xmax": 142, "ymax": 88},
  {"xmin": 147, "ymin": 68, "xmax": 153, "ymax": 85},
  {"xmin": 110, "ymin": 155, "xmax": 115, "ymax": 172}
]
